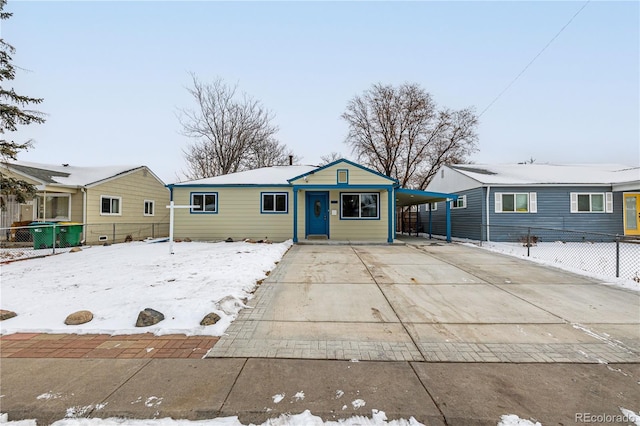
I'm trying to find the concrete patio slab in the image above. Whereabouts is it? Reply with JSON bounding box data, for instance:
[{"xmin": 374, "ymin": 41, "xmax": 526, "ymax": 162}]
[
  {"xmin": 269, "ymin": 262, "xmax": 375, "ymax": 284},
  {"xmin": 460, "ymin": 262, "xmax": 595, "ymax": 284},
  {"xmin": 0, "ymin": 358, "xmax": 149, "ymax": 423},
  {"xmin": 220, "ymin": 358, "xmax": 445, "ymax": 425},
  {"xmin": 352, "ymin": 246, "xmax": 451, "ymax": 265},
  {"xmin": 256, "ymin": 283, "xmax": 399, "ymax": 322},
  {"xmin": 415, "ymin": 244, "xmax": 527, "ymax": 265},
  {"xmin": 283, "ymin": 249, "xmax": 363, "ymax": 265},
  {"xmin": 412, "ymin": 363, "xmax": 640, "ymax": 426},
  {"xmin": 368, "ymin": 263, "xmax": 486, "ymax": 284},
  {"xmin": 405, "ymin": 323, "xmax": 603, "ymax": 344},
  {"xmin": 585, "ymin": 324, "xmax": 640, "ymax": 351},
  {"xmin": 380, "ymin": 284, "xmax": 562, "ymax": 324},
  {"xmin": 92, "ymin": 359, "xmax": 245, "ymax": 420},
  {"xmin": 496, "ymin": 284, "xmax": 640, "ymax": 323}
]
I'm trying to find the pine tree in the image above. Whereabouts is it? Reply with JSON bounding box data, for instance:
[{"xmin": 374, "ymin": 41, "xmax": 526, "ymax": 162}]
[{"xmin": 0, "ymin": 0, "xmax": 45, "ymax": 203}]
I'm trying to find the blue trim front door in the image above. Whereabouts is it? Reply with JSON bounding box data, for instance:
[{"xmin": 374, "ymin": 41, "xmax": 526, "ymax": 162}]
[{"xmin": 306, "ymin": 192, "xmax": 329, "ymax": 237}]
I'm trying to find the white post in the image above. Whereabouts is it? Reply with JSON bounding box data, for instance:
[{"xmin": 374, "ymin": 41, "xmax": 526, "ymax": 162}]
[
  {"xmin": 166, "ymin": 202, "xmax": 198, "ymax": 255},
  {"xmin": 169, "ymin": 200, "xmax": 175, "ymax": 255}
]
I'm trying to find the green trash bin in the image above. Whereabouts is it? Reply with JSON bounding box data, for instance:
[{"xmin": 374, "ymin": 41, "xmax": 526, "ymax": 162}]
[
  {"xmin": 58, "ymin": 222, "xmax": 83, "ymax": 247},
  {"xmin": 29, "ymin": 222, "xmax": 58, "ymax": 249}
]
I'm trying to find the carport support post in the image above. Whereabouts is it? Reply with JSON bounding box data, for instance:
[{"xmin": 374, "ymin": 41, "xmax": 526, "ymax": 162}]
[
  {"xmin": 446, "ymin": 199, "xmax": 452, "ymax": 243},
  {"xmin": 615, "ymin": 235, "xmax": 620, "ymax": 278}
]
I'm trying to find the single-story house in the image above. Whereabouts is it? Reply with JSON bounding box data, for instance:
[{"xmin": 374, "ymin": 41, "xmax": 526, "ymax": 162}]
[
  {"xmin": 1, "ymin": 161, "xmax": 170, "ymax": 244},
  {"xmin": 423, "ymin": 163, "xmax": 640, "ymax": 241},
  {"xmin": 167, "ymin": 159, "xmax": 457, "ymax": 243}
]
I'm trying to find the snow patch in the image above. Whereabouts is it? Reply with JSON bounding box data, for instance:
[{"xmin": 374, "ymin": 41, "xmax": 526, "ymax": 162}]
[
  {"xmin": 620, "ymin": 407, "xmax": 640, "ymax": 426},
  {"xmin": 36, "ymin": 392, "xmax": 62, "ymax": 400},
  {"xmin": 293, "ymin": 391, "xmax": 305, "ymax": 401},
  {"xmin": 351, "ymin": 399, "xmax": 366, "ymax": 409},
  {"xmin": 497, "ymin": 414, "xmax": 542, "ymax": 426},
  {"xmin": 335, "ymin": 390, "xmax": 344, "ymax": 399},
  {"xmin": 272, "ymin": 393, "xmax": 285, "ymax": 404}
]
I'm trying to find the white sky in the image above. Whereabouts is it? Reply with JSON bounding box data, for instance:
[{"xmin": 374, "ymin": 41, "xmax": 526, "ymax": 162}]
[{"xmin": 4, "ymin": 1, "xmax": 639, "ymax": 184}]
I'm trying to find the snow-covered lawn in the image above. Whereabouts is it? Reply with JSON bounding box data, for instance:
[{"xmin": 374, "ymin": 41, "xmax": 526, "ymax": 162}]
[
  {"xmin": 0, "ymin": 240, "xmax": 292, "ymax": 336},
  {"xmin": 476, "ymin": 241, "xmax": 640, "ymax": 292}
]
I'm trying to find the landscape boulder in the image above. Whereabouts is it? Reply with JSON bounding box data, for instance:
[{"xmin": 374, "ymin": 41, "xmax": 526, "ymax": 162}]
[
  {"xmin": 136, "ymin": 308, "xmax": 165, "ymax": 327},
  {"xmin": 0, "ymin": 310, "xmax": 17, "ymax": 321},
  {"xmin": 65, "ymin": 310, "xmax": 93, "ymax": 325},
  {"xmin": 200, "ymin": 313, "xmax": 221, "ymax": 326},
  {"xmin": 70, "ymin": 247, "xmax": 82, "ymax": 253}
]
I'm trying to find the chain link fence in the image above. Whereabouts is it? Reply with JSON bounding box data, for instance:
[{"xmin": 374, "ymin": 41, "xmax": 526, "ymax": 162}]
[
  {"xmin": 0, "ymin": 222, "xmax": 169, "ymax": 263},
  {"xmin": 479, "ymin": 225, "xmax": 639, "ymax": 282}
]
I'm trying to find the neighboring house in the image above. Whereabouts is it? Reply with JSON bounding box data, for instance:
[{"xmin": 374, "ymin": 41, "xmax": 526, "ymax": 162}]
[
  {"xmin": 1, "ymin": 161, "xmax": 170, "ymax": 244},
  {"xmin": 167, "ymin": 159, "xmax": 456, "ymax": 243},
  {"xmin": 423, "ymin": 163, "xmax": 640, "ymax": 241}
]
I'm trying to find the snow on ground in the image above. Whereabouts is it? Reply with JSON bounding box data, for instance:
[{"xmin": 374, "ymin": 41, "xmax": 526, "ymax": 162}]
[
  {"xmin": 0, "ymin": 240, "xmax": 292, "ymax": 336},
  {"xmin": 2, "ymin": 410, "xmax": 426, "ymax": 426},
  {"xmin": 475, "ymin": 240, "xmax": 640, "ymax": 292}
]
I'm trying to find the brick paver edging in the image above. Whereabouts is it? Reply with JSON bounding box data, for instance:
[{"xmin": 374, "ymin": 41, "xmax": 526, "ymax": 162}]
[{"xmin": 0, "ymin": 333, "xmax": 218, "ymax": 359}]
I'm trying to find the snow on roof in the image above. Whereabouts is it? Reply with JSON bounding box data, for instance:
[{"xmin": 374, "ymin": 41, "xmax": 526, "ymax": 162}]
[
  {"xmin": 5, "ymin": 161, "xmax": 146, "ymax": 187},
  {"xmin": 450, "ymin": 163, "xmax": 640, "ymax": 185},
  {"xmin": 172, "ymin": 165, "xmax": 318, "ymax": 186}
]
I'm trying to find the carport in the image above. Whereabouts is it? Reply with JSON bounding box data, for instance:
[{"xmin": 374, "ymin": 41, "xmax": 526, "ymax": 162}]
[{"xmin": 395, "ymin": 188, "xmax": 457, "ymax": 242}]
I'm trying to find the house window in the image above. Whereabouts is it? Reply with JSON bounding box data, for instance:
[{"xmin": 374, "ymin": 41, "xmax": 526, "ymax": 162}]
[
  {"xmin": 36, "ymin": 194, "xmax": 71, "ymax": 221},
  {"xmin": 144, "ymin": 200, "xmax": 155, "ymax": 216},
  {"xmin": 341, "ymin": 193, "xmax": 379, "ymax": 219},
  {"xmin": 337, "ymin": 169, "xmax": 349, "ymax": 184},
  {"xmin": 262, "ymin": 192, "xmax": 288, "ymax": 213},
  {"xmin": 495, "ymin": 192, "xmax": 537, "ymax": 213},
  {"xmin": 100, "ymin": 195, "xmax": 122, "ymax": 215},
  {"xmin": 571, "ymin": 192, "xmax": 613, "ymax": 213},
  {"xmin": 452, "ymin": 195, "xmax": 466, "ymax": 209},
  {"xmin": 191, "ymin": 193, "xmax": 217, "ymax": 213}
]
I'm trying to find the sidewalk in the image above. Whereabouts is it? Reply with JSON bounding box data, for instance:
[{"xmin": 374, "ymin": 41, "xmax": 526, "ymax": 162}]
[{"xmin": 0, "ymin": 333, "xmax": 217, "ymax": 359}]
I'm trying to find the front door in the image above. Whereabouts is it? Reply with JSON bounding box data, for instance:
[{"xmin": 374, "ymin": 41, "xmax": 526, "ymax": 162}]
[
  {"xmin": 623, "ymin": 193, "xmax": 640, "ymax": 236},
  {"xmin": 306, "ymin": 192, "xmax": 329, "ymax": 237}
]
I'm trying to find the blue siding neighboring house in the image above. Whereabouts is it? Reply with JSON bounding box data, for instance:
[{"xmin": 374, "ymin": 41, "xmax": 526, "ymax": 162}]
[{"xmin": 422, "ymin": 164, "xmax": 640, "ymax": 241}]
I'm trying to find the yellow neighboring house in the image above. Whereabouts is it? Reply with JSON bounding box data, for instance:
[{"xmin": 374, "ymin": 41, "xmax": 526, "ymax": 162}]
[
  {"xmin": 168, "ymin": 158, "xmax": 457, "ymax": 243},
  {"xmin": 1, "ymin": 161, "xmax": 170, "ymax": 244}
]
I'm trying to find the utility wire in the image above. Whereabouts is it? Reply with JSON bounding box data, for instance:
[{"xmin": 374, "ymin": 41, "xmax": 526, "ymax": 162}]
[{"xmin": 478, "ymin": 0, "xmax": 591, "ymax": 118}]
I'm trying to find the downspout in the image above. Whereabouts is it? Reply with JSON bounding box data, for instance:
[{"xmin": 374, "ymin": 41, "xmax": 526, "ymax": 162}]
[
  {"xmin": 81, "ymin": 187, "xmax": 87, "ymax": 244},
  {"xmin": 292, "ymin": 187, "xmax": 298, "ymax": 243},
  {"xmin": 485, "ymin": 185, "xmax": 491, "ymax": 242},
  {"xmin": 446, "ymin": 199, "xmax": 451, "ymax": 243}
]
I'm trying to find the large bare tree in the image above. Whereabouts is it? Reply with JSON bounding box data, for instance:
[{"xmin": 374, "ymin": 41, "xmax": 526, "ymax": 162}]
[
  {"xmin": 179, "ymin": 75, "xmax": 294, "ymax": 180},
  {"xmin": 342, "ymin": 82, "xmax": 478, "ymax": 189}
]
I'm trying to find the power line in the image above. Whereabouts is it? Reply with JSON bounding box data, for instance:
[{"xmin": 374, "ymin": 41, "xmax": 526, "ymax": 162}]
[{"xmin": 478, "ymin": 0, "xmax": 591, "ymax": 118}]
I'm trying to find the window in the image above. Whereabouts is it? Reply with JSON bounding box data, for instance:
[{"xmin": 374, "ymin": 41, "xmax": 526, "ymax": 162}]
[
  {"xmin": 337, "ymin": 169, "xmax": 349, "ymax": 184},
  {"xmin": 262, "ymin": 192, "xmax": 288, "ymax": 213},
  {"xmin": 100, "ymin": 196, "xmax": 122, "ymax": 215},
  {"xmin": 144, "ymin": 200, "xmax": 155, "ymax": 216},
  {"xmin": 37, "ymin": 194, "xmax": 71, "ymax": 221},
  {"xmin": 452, "ymin": 195, "xmax": 466, "ymax": 209},
  {"xmin": 571, "ymin": 192, "xmax": 613, "ymax": 213},
  {"xmin": 341, "ymin": 193, "xmax": 379, "ymax": 219},
  {"xmin": 191, "ymin": 192, "xmax": 217, "ymax": 213},
  {"xmin": 495, "ymin": 192, "xmax": 537, "ymax": 213}
]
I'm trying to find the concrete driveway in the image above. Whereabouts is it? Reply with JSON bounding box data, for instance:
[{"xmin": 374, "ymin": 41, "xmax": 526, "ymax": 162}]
[{"xmin": 208, "ymin": 242, "xmax": 640, "ymax": 363}]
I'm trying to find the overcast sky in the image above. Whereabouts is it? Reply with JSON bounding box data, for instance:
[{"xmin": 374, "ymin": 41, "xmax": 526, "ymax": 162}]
[{"xmin": 5, "ymin": 1, "xmax": 639, "ymax": 183}]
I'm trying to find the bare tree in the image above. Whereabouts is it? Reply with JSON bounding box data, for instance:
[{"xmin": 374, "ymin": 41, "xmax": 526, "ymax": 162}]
[
  {"xmin": 319, "ymin": 151, "xmax": 344, "ymax": 166},
  {"xmin": 178, "ymin": 74, "xmax": 293, "ymax": 180},
  {"xmin": 342, "ymin": 82, "xmax": 478, "ymax": 189}
]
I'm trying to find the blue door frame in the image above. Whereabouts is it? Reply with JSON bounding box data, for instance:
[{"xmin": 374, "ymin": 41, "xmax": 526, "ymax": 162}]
[{"xmin": 305, "ymin": 191, "xmax": 329, "ymax": 237}]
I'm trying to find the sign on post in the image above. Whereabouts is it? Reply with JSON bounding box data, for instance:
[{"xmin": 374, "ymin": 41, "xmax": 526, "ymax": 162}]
[{"xmin": 166, "ymin": 201, "xmax": 198, "ymax": 254}]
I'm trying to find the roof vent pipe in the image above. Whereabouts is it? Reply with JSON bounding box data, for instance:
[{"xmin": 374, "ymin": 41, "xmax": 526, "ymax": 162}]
[{"xmin": 289, "ymin": 155, "xmax": 293, "ymax": 166}]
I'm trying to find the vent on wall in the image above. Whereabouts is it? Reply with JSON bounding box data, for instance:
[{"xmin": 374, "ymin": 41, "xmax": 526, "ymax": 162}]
[{"xmin": 98, "ymin": 235, "xmax": 108, "ymax": 242}]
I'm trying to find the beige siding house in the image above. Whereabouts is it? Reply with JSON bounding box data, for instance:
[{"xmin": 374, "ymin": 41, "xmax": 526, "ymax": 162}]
[
  {"xmin": 1, "ymin": 161, "xmax": 170, "ymax": 244},
  {"xmin": 169, "ymin": 159, "xmax": 456, "ymax": 243}
]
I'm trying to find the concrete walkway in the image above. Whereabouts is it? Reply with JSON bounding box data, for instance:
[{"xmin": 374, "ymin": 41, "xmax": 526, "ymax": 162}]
[{"xmin": 1, "ymin": 242, "xmax": 639, "ymax": 425}]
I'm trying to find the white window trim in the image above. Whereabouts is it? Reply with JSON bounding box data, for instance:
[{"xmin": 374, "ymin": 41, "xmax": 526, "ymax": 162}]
[
  {"xmin": 37, "ymin": 194, "xmax": 71, "ymax": 221},
  {"xmin": 190, "ymin": 192, "xmax": 218, "ymax": 213},
  {"xmin": 340, "ymin": 192, "xmax": 380, "ymax": 219},
  {"xmin": 570, "ymin": 192, "xmax": 613, "ymax": 213},
  {"xmin": 261, "ymin": 192, "xmax": 288, "ymax": 214},
  {"xmin": 100, "ymin": 195, "xmax": 122, "ymax": 216},
  {"xmin": 428, "ymin": 202, "xmax": 437, "ymax": 211},
  {"xmin": 452, "ymin": 195, "xmax": 467, "ymax": 209},
  {"xmin": 495, "ymin": 192, "xmax": 537, "ymax": 213},
  {"xmin": 144, "ymin": 200, "xmax": 155, "ymax": 216}
]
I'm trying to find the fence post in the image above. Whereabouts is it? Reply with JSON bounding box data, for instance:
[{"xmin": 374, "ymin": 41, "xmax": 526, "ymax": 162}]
[
  {"xmin": 615, "ymin": 235, "xmax": 620, "ymax": 278},
  {"xmin": 52, "ymin": 223, "xmax": 56, "ymax": 255},
  {"xmin": 113, "ymin": 223, "xmax": 116, "ymax": 243},
  {"xmin": 152, "ymin": 223, "xmax": 155, "ymax": 239},
  {"xmin": 527, "ymin": 227, "xmax": 531, "ymax": 257}
]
